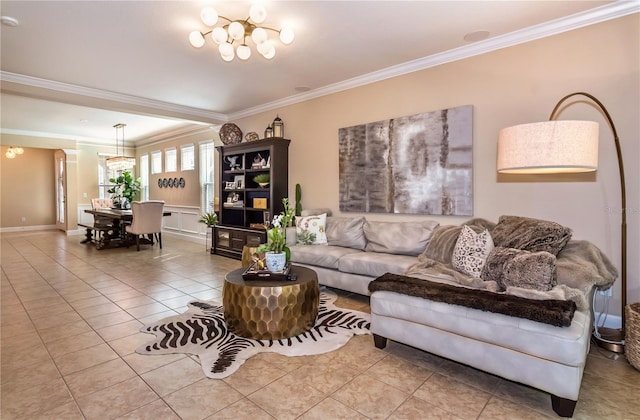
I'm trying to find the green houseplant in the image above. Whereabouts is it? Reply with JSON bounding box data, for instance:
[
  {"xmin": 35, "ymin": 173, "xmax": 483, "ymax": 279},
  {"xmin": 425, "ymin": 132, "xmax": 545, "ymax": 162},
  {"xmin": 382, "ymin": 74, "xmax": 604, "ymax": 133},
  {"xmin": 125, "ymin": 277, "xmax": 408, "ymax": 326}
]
[
  {"xmin": 257, "ymin": 198, "xmax": 294, "ymax": 271},
  {"xmin": 107, "ymin": 171, "xmax": 141, "ymax": 209},
  {"xmin": 253, "ymin": 173, "xmax": 270, "ymax": 187},
  {"xmin": 198, "ymin": 212, "xmax": 218, "ymax": 227}
]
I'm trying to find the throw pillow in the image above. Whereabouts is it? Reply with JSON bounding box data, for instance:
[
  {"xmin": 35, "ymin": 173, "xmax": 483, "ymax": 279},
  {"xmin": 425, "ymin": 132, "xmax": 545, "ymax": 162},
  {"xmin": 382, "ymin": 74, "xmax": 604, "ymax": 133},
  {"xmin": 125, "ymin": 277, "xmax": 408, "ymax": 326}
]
[
  {"xmin": 481, "ymin": 246, "xmax": 557, "ymax": 292},
  {"xmin": 296, "ymin": 213, "xmax": 328, "ymax": 245},
  {"xmin": 326, "ymin": 217, "xmax": 367, "ymax": 250},
  {"xmin": 452, "ymin": 225, "xmax": 495, "ymax": 277},
  {"xmin": 364, "ymin": 220, "xmax": 439, "ymax": 256},
  {"xmin": 491, "ymin": 215, "xmax": 572, "ymax": 256},
  {"xmin": 421, "ymin": 218, "xmax": 496, "ymax": 264}
]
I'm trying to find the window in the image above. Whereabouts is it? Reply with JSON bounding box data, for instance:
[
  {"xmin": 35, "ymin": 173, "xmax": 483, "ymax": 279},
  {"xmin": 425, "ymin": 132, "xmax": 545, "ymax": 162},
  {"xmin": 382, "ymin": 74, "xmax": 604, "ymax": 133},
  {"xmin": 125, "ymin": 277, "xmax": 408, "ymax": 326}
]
[
  {"xmin": 199, "ymin": 141, "xmax": 215, "ymax": 213},
  {"xmin": 140, "ymin": 154, "xmax": 149, "ymax": 201},
  {"xmin": 165, "ymin": 147, "xmax": 177, "ymax": 172},
  {"xmin": 151, "ymin": 151, "xmax": 162, "ymax": 174},
  {"xmin": 98, "ymin": 154, "xmax": 118, "ymax": 198},
  {"xmin": 181, "ymin": 144, "xmax": 195, "ymax": 171}
]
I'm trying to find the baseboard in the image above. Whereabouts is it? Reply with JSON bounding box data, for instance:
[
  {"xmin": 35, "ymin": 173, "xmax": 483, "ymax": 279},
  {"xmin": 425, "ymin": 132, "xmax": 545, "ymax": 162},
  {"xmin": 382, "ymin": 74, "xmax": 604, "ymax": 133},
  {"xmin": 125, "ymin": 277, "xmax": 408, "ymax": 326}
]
[
  {"xmin": 0, "ymin": 225, "xmax": 58, "ymax": 233},
  {"xmin": 162, "ymin": 230, "xmax": 206, "ymax": 245}
]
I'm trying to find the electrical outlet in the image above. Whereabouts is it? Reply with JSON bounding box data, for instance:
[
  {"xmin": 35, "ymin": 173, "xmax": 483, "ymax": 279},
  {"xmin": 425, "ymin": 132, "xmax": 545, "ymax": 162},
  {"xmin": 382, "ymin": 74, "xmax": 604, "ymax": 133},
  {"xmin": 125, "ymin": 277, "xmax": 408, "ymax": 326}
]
[{"xmin": 598, "ymin": 288, "xmax": 613, "ymax": 297}]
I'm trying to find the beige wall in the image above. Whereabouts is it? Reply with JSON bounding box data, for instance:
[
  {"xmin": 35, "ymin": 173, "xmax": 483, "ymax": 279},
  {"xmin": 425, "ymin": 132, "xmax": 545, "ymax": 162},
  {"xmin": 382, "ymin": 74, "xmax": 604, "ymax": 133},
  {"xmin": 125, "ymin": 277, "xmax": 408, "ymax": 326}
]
[
  {"xmin": 0, "ymin": 146, "xmax": 56, "ymax": 227},
  {"xmin": 232, "ymin": 16, "xmax": 639, "ymax": 313}
]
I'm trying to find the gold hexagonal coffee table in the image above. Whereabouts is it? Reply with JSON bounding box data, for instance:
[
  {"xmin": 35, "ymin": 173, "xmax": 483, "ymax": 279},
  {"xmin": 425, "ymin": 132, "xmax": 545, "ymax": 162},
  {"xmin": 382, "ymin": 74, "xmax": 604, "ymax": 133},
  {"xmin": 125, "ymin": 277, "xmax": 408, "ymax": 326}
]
[{"xmin": 223, "ymin": 265, "xmax": 320, "ymax": 340}]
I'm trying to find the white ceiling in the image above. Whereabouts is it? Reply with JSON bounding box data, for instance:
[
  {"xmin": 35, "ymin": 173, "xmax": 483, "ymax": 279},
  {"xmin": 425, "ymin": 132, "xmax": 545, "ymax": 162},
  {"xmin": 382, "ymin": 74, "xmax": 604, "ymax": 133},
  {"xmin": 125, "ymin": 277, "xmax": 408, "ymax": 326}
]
[{"xmin": 1, "ymin": 0, "xmax": 636, "ymax": 145}]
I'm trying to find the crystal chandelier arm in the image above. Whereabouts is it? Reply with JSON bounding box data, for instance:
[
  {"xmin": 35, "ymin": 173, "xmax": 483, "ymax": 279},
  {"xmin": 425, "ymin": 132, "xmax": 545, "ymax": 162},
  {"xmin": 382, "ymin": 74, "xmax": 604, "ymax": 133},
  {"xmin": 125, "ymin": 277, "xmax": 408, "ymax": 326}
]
[{"xmin": 550, "ymin": 91, "xmax": 626, "ymax": 332}]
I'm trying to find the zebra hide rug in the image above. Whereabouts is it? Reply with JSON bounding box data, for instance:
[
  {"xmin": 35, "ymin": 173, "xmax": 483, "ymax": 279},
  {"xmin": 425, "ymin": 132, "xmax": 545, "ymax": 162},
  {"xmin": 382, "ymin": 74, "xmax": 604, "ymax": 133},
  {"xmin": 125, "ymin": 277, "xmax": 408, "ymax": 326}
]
[{"xmin": 136, "ymin": 290, "xmax": 371, "ymax": 379}]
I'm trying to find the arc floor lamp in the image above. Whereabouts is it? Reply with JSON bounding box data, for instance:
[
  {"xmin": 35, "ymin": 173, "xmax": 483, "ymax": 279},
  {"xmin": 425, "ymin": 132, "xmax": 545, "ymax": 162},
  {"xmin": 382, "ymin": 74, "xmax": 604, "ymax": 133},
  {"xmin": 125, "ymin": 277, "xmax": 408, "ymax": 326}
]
[{"xmin": 497, "ymin": 92, "xmax": 627, "ymax": 353}]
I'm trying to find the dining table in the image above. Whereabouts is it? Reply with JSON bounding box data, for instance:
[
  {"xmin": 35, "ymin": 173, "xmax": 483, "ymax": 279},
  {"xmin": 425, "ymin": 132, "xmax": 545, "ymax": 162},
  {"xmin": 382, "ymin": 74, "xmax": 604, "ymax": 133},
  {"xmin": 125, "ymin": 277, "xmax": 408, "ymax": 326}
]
[{"xmin": 82, "ymin": 208, "xmax": 171, "ymax": 250}]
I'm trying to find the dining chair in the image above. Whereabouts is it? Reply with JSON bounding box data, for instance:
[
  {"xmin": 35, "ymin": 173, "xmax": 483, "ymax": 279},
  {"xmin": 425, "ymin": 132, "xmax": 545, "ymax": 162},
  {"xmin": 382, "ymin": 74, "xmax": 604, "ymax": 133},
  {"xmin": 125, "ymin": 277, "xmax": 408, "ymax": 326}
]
[
  {"xmin": 125, "ymin": 200, "xmax": 165, "ymax": 251},
  {"xmin": 90, "ymin": 198, "xmax": 114, "ymax": 232}
]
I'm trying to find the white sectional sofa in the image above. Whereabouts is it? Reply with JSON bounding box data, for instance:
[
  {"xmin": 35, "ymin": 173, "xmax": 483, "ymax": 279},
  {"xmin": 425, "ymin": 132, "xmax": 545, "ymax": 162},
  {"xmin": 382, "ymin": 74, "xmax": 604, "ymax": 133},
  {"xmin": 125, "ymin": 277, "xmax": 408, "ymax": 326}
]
[{"xmin": 287, "ymin": 213, "xmax": 617, "ymax": 417}]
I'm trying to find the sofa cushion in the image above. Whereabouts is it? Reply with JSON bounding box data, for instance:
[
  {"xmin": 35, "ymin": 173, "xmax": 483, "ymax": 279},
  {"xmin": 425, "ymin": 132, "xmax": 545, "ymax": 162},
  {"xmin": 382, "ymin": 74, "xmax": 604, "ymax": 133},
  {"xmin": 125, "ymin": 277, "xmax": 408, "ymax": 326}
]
[
  {"xmin": 452, "ymin": 226, "xmax": 494, "ymax": 277},
  {"xmin": 481, "ymin": 247, "xmax": 557, "ymax": 292},
  {"xmin": 326, "ymin": 217, "xmax": 367, "ymax": 250},
  {"xmin": 364, "ymin": 220, "xmax": 439, "ymax": 256},
  {"xmin": 338, "ymin": 252, "xmax": 417, "ymax": 278},
  {"xmin": 296, "ymin": 213, "xmax": 328, "ymax": 245},
  {"xmin": 491, "ymin": 215, "xmax": 572, "ymax": 256},
  {"xmin": 289, "ymin": 244, "xmax": 362, "ymax": 269}
]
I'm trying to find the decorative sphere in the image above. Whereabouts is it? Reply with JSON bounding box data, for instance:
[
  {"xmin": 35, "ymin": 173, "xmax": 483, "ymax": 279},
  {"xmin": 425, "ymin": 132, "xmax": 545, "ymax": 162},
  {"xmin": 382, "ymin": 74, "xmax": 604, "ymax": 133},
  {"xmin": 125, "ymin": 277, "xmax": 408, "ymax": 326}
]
[
  {"xmin": 249, "ymin": 4, "xmax": 267, "ymax": 23},
  {"xmin": 257, "ymin": 40, "xmax": 271, "ymax": 55},
  {"xmin": 237, "ymin": 44, "xmax": 251, "ymax": 60},
  {"xmin": 228, "ymin": 21, "xmax": 245, "ymax": 40},
  {"xmin": 251, "ymin": 27, "xmax": 267, "ymax": 44},
  {"xmin": 189, "ymin": 31, "xmax": 205, "ymax": 48},
  {"xmin": 200, "ymin": 7, "xmax": 218, "ymax": 26},
  {"xmin": 219, "ymin": 42, "xmax": 235, "ymax": 60},
  {"xmin": 212, "ymin": 27, "xmax": 228, "ymax": 44},
  {"xmin": 279, "ymin": 26, "xmax": 294, "ymax": 45}
]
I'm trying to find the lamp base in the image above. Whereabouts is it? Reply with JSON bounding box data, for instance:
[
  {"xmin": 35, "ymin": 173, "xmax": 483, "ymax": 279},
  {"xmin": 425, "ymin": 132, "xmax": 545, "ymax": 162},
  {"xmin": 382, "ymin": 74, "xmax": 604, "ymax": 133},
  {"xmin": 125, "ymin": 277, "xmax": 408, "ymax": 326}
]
[{"xmin": 592, "ymin": 327, "xmax": 625, "ymax": 354}]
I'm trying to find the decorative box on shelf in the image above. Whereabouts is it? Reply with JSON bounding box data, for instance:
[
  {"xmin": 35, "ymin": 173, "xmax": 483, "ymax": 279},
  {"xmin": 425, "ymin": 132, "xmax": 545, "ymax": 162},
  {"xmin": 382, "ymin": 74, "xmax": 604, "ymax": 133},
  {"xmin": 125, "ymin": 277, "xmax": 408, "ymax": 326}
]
[{"xmin": 253, "ymin": 198, "xmax": 267, "ymax": 209}]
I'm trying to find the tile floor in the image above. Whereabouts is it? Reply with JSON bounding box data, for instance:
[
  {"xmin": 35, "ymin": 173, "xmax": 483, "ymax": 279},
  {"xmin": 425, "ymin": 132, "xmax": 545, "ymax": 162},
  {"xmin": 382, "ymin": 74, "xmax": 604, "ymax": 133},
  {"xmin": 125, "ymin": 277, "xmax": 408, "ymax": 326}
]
[{"xmin": 1, "ymin": 230, "xmax": 638, "ymax": 419}]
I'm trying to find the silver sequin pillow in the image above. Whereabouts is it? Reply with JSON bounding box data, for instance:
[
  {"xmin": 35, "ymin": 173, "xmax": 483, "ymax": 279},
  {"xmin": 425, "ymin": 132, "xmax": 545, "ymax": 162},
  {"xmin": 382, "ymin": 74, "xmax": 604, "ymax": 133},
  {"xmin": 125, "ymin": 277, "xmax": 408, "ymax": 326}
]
[{"xmin": 452, "ymin": 225, "xmax": 495, "ymax": 277}]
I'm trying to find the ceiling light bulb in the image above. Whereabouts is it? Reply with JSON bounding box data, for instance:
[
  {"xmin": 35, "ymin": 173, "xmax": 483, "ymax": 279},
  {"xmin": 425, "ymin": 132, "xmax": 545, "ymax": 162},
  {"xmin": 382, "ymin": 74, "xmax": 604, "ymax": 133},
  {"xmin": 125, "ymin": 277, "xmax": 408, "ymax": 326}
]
[
  {"xmin": 249, "ymin": 4, "xmax": 267, "ymax": 23},
  {"xmin": 263, "ymin": 47, "xmax": 276, "ymax": 59},
  {"xmin": 251, "ymin": 27, "xmax": 267, "ymax": 44},
  {"xmin": 212, "ymin": 27, "xmax": 228, "ymax": 44},
  {"xmin": 189, "ymin": 31, "xmax": 206, "ymax": 48},
  {"xmin": 257, "ymin": 40, "xmax": 271, "ymax": 55},
  {"xmin": 237, "ymin": 44, "xmax": 251, "ymax": 60},
  {"xmin": 279, "ymin": 26, "xmax": 294, "ymax": 45},
  {"xmin": 219, "ymin": 42, "xmax": 235, "ymax": 60},
  {"xmin": 200, "ymin": 7, "xmax": 218, "ymax": 26},
  {"xmin": 14, "ymin": 147, "xmax": 23, "ymax": 155},
  {"xmin": 228, "ymin": 21, "xmax": 245, "ymax": 40},
  {"xmin": 6, "ymin": 149, "xmax": 15, "ymax": 159}
]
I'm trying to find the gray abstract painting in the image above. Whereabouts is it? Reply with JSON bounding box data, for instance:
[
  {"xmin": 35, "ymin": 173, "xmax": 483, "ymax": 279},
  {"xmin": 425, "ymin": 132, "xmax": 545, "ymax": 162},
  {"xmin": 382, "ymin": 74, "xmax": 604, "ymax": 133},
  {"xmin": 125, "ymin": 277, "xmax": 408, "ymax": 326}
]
[{"xmin": 339, "ymin": 105, "xmax": 473, "ymax": 216}]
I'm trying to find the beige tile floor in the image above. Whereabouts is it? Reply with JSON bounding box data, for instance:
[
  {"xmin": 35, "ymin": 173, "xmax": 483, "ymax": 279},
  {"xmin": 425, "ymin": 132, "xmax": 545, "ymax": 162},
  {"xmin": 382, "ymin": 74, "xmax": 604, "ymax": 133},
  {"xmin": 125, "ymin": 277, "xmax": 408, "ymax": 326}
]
[{"xmin": 1, "ymin": 230, "xmax": 639, "ymax": 419}]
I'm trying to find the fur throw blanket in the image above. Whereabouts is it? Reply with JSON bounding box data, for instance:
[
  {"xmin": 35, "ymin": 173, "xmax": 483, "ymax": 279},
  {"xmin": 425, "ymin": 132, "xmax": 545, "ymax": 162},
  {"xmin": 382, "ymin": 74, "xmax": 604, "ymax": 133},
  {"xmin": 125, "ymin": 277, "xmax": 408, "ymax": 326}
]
[
  {"xmin": 369, "ymin": 273, "xmax": 577, "ymax": 327},
  {"xmin": 406, "ymin": 219, "xmax": 618, "ymax": 311}
]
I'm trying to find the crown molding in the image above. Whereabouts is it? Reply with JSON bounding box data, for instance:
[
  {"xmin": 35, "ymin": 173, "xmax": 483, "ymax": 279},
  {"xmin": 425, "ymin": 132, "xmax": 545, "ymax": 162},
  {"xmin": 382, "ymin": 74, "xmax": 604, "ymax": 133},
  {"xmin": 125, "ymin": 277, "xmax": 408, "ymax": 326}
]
[
  {"xmin": 0, "ymin": 71, "xmax": 228, "ymax": 122},
  {"xmin": 135, "ymin": 125, "xmax": 216, "ymax": 147},
  {"xmin": 228, "ymin": 1, "xmax": 639, "ymax": 120}
]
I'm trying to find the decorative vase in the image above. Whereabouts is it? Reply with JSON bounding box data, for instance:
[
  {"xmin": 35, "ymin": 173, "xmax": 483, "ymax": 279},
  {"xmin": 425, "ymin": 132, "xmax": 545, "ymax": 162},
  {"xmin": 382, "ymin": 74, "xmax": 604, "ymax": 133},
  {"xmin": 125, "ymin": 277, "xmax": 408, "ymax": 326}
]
[{"xmin": 265, "ymin": 251, "xmax": 286, "ymax": 272}]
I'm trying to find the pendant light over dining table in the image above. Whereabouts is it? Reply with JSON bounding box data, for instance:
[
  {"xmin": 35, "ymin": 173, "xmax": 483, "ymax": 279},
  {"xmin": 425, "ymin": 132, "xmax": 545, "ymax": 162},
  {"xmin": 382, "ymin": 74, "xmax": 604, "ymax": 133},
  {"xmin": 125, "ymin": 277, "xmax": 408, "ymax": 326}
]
[{"xmin": 106, "ymin": 123, "xmax": 136, "ymax": 171}]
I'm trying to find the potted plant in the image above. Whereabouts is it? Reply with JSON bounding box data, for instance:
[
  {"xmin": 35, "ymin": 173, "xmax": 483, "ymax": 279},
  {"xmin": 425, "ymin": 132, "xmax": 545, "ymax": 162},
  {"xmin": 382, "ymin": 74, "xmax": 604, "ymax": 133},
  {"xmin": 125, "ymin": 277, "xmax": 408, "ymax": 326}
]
[
  {"xmin": 257, "ymin": 198, "xmax": 294, "ymax": 271},
  {"xmin": 253, "ymin": 173, "xmax": 270, "ymax": 188},
  {"xmin": 107, "ymin": 171, "xmax": 141, "ymax": 209},
  {"xmin": 198, "ymin": 212, "xmax": 218, "ymax": 227}
]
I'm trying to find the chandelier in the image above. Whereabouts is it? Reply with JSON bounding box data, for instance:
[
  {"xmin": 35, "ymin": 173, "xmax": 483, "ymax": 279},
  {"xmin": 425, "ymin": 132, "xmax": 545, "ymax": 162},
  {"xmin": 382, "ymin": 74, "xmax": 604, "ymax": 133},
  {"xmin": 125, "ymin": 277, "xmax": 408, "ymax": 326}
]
[
  {"xmin": 106, "ymin": 123, "xmax": 136, "ymax": 171},
  {"xmin": 188, "ymin": 4, "xmax": 294, "ymax": 62},
  {"xmin": 5, "ymin": 146, "xmax": 24, "ymax": 159}
]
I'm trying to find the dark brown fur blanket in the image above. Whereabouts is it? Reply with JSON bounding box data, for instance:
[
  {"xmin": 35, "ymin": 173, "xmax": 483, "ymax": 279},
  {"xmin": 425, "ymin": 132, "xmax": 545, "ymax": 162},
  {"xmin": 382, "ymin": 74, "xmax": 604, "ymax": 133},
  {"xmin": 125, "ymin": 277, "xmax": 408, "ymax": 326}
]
[{"xmin": 369, "ymin": 273, "xmax": 576, "ymax": 327}]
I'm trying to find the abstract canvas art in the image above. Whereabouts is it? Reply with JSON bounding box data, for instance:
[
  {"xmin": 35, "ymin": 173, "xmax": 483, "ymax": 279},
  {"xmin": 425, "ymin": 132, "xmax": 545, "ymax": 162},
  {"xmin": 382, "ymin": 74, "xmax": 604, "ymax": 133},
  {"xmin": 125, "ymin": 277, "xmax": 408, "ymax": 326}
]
[{"xmin": 338, "ymin": 105, "xmax": 473, "ymax": 216}]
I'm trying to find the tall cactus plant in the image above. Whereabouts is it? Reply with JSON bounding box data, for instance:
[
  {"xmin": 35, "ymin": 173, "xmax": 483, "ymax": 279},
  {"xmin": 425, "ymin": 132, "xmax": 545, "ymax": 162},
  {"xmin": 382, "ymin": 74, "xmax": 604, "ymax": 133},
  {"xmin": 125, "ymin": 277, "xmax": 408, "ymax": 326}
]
[{"xmin": 295, "ymin": 183, "xmax": 302, "ymax": 217}]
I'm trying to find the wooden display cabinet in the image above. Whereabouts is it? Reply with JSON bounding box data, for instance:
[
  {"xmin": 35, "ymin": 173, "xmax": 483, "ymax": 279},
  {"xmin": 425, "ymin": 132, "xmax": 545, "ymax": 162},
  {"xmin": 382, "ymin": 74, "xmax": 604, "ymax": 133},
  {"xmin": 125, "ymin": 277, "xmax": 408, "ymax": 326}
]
[{"xmin": 212, "ymin": 138, "xmax": 290, "ymax": 258}]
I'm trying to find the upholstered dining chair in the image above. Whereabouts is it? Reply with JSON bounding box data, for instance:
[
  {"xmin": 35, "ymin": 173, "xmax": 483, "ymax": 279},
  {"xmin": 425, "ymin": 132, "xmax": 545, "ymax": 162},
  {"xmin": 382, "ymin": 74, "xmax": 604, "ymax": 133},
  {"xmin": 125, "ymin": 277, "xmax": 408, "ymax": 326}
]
[
  {"xmin": 90, "ymin": 198, "xmax": 114, "ymax": 230},
  {"xmin": 125, "ymin": 200, "xmax": 165, "ymax": 251}
]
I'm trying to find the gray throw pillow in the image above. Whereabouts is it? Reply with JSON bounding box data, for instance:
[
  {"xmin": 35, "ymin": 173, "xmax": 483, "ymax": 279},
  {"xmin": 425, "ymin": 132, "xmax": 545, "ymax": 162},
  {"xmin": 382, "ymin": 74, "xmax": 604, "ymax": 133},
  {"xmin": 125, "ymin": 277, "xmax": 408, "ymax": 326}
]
[
  {"xmin": 326, "ymin": 217, "xmax": 366, "ymax": 250},
  {"xmin": 491, "ymin": 215, "xmax": 572, "ymax": 256},
  {"xmin": 481, "ymin": 246, "xmax": 557, "ymax": 292}
]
